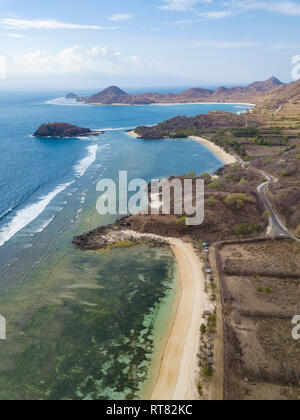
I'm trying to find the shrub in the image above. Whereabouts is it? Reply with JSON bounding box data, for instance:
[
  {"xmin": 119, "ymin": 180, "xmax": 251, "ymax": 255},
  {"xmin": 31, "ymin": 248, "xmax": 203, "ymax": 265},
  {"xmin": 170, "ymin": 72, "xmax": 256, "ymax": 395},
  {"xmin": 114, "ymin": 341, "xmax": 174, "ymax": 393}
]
[
  {"xmin": 200, "ymin": 324, "xmax": 207, "ymax": 335},
  {"xmin": 263, "ymin": 210, "xmax": 271, "ymax": 218},
  {"xmin": 266, "ymin": 287, "xmax": 272, "ymax": 294},
  {"xmin": 208, "ymin": 313, "xmax": 217, "ymax": 334},
  {"xmin": 197, "ymin": 384, "xmax": 203, "ymax": 396},
  {"xmin": 202, "ymin": 366, "xmax": 214, "ymax": 378},
  {"xmin": 234, "ymin": 223, "xmax": 262, "ymax": 237},
  {"xmin": 296, "ymin": 154, "xmax": 300, "ymax": 159},
  {"xmin": 169, "ymin": 132, "xmax": 188, "ymax": 138},
  {"xmin": 253, "ymin": 274, "xmax": 260, "ymax": 279},
  {"xmin": 208, "ymin": 179, "xmax": 222, "ymax": 189},
  {"xmin": 232, "ymin": 127, "xmax": 259, "ymax": 138},
  {"xmin": 176, "ymin": 216, "xmax": 187, "ymax": 225},
  {"xmin": 208, "ymin": 196, "xmax": 216, "ymax": 207},
  {"xmin": 257, "ymin": 287, "xmax": 263, "ymax": 293},
  {"xmin": 199, "ymin": 172, "xmax": 211, "ymax": 179},
  {"xmin": 225, "ymin": 193, "xmax": 254, "ymax": 209},
  {"xmin": 280, "ymin": 169, "xmax": 287, "ymax": 177},
  {"xmin": 185, "ymin": 171, "xmax": 196, "ymax": 178}
]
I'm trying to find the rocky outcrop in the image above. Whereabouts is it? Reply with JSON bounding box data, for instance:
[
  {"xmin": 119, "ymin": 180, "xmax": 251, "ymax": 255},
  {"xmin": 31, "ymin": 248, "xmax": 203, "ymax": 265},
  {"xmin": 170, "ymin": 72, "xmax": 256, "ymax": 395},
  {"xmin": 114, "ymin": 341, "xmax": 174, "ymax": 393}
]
[{"xmin": 33, "ymin": 123, "xmax": 103, "ymax": 138}]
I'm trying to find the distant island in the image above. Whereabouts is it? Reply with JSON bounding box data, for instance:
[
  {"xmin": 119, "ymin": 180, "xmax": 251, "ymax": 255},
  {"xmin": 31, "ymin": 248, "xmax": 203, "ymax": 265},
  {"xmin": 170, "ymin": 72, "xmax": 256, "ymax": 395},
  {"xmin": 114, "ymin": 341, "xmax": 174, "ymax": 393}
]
[
  {"xmin": 65, "ymin": 93, "xmax": 79, "ymax": 100},
  {"xmin": 34, "ymin": 123, "xmax": 104, "ymax": 138},
  {"xmin": 68, "ymin": 77, "xmax": 284, "ymax": 106}
]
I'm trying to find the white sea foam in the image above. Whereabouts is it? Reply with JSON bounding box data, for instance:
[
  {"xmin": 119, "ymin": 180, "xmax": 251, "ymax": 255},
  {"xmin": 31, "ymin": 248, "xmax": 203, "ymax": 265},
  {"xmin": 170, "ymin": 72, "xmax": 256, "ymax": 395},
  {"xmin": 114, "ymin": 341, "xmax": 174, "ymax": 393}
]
[
  {"xmin": 0, "ymin": 182, "xmax": 73, "ymax": 248},
  {"xmin": 35, "ymin": 215, "xmax": 55, "ymax": 233},
  {"xmin": 46, "ymin": 97, "xmax": 87, "ymax": 106},
  {"xmin": 74, "ymin": 145, "xmax": 98, "ymax": 177},
  {"xmin": 92, "ymin": 126, "xmax": 134, "ymax": 132}
]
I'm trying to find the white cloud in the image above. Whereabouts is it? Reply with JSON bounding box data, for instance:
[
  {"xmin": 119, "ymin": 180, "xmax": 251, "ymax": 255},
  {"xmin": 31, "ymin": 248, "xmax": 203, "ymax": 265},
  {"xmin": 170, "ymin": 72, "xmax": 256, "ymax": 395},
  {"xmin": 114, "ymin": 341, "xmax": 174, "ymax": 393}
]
[
  {"xmin": 195, "ymin": 40, "xmax": 262, "ymax": 48},
  {"xmin": 4, "ymin": 33, "xmax": 25, "ymax": 38},
  {"xmin": 8, "ymin": 45, "xmax": 166, "ymax": 76},
  {"xmin": 195, "ymin": 40, "xmax": 300, "ymax": 49},
  {"xmin": 159, "ymin": 0, "xmax": 211, "ymax": 11},
  {"xmin": 0, "ymin": 18, "xmax": 120, "ymax": 30},
  {"xmin": 108, "ymin": 13, "xmax": 134, "ymax": 21},
  {"xmin": 198, "ymin": 10, "xmax": 235, "ymax": 19},
  {"xmin": 233, "ymin": 1, "xmax": 300, "ymax": 16}
]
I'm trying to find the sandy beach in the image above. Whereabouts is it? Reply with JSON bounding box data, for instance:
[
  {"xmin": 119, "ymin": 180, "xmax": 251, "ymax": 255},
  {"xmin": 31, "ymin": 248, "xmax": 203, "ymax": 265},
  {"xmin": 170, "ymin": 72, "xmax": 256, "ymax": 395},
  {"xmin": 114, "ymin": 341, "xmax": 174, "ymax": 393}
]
[
  {"xmin": 189, "ymin": 136, "xmax": 238, "ymax": 165},
  {"xmin": 119, "ymin": 231, "xmax": 212, "ymax": 400},
  {"xmin": 127, "ymin": 130, "xmax": 140, "ymax": 138},
  {"xmin": 150, "ymin": 238, "xmax": 212, "ymax": 400},
  {"xmin": 88, "ymin": 102, "xmax": 255, "ymax": 107},
  {"xmin": 127, "ymin": 130, "xmax": 238, "ymax": 165}
]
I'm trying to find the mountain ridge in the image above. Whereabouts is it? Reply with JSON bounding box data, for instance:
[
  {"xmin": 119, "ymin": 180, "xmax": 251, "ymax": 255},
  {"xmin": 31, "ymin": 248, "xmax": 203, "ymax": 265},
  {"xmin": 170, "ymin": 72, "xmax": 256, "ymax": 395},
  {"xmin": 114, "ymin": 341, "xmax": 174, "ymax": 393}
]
[{"xmin": 79, "ymin": 77, "xmax": 285, "ymax": 105}]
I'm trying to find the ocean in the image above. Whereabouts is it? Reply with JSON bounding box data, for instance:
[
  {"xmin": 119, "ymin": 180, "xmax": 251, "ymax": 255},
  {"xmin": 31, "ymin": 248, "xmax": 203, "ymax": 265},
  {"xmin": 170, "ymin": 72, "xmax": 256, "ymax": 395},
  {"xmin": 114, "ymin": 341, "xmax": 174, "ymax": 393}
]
[{"xmin": 0, "ymin": 92, "xmax": 250, "ymax": 399}]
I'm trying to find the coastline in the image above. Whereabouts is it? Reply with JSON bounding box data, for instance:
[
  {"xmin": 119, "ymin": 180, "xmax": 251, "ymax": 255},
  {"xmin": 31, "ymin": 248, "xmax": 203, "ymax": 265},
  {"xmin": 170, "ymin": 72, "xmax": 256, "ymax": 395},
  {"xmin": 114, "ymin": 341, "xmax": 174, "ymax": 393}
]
[
  {"xmin": 189, "ymin": 136, "xmax": 238, "ymax": 165},
  {"xmin": 87, "ymin": 102, "xmax": 255, "ymax": 107},
  {"xmin": 149, "ymin": 238, "xmax": 212, "ymax": 400},
  {"xmin": 139, "ymin": 255, "xmax": 180, "ymax": 400},
  {"xmin": 127, "ymin": 130, "xmax": 238, "ymax": 165}
]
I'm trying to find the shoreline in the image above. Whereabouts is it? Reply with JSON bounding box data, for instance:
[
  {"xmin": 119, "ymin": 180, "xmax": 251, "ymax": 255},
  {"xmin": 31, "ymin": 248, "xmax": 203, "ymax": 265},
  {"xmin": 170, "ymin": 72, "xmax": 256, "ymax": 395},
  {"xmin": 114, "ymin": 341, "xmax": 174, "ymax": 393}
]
[
  {"xmin": 189, "ymin": 136, "xmax": 238, "ymax": 165},
  {"xmin": 149, "ymin": 238, "xmax": 212, "ymax": 400},
  {"xmin": 127, "ymin": 130, "xmax": 238, "ymax": 165},
  {"xmin": 139, "ymin": 256, "xmax": 181, "ymax": 400},
  {"xmin": 87, "ymin": 101, "xmax": 255, "ymax": 107},
  {"xmin": 112, "ymin": 231, "xmax": 211, "ymax": 400}
]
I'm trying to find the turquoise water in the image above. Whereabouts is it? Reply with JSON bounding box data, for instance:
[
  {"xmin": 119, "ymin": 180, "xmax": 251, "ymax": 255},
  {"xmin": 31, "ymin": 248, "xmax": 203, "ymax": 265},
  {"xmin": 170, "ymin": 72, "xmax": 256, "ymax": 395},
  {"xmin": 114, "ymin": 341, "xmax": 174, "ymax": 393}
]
[{"xmin": 0, "ymin": 93, "xmax": 250, "ymax": 399}]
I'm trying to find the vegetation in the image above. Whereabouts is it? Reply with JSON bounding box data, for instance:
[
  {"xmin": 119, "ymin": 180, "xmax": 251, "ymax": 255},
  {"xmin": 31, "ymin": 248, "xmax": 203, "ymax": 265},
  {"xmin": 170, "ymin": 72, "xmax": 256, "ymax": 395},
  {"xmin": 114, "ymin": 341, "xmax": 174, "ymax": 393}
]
[
  {"xmin": 176, "ymin": 216, "xmax": 187, "ymax": 225},
  {"xmin": 225, "ymin": 193, "xmax": 254, "ymax": 209},
  {"xmin": 185, "ymin": 171, "xmax": 196, "ymax": 178},
  {"xmin": 208, "ymin": 196, "xmax": 216, "ymax": 207},
  {"xmin": 169, "ymin": 132, "xmax": 188, "ymax": 138},
  {"xmin": 200, "ymin": 324, "xmax": 207, "ymax": 335},
  {"xmin": 232, "ymin": 127, "xmax": 259, "ymax": 138},
  {"xmin": 197, "ymin": 384, "xmax": 203, "ymax": 396},
  {"xmin": 280, "ymin": 169, "xmax": 287, "ymax": 177},
  {"xmin": 296, "ymin": 225, "xmax": 300, "ymax": 236},
  {"xmin": 201, "ymin": 366, "xmax": 214, "ymax": 378},
  {"xmin": 208, "ymin": 313, "xmax": 217, "ymax": 334},
  {"xmin": 208, "ymin": 179, "xmax": 222, "ymax": 189},
  {"xmin": 199, "ymin": 172, "xmax": 211, "ymax": 179},
  {"xmin": 233, "ymin": 223, "xmax": 262, "ymax": 237}
]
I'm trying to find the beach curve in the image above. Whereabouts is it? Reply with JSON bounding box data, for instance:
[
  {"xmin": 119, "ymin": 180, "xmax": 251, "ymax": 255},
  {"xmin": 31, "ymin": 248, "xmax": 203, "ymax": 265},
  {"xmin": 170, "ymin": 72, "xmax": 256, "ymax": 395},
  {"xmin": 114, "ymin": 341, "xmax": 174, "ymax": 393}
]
[
  {"xmin": 150, "ymin": 237, "xmax": 211, "ymax": 400},
  {"xmin": 189, "ymin": 136, "xmax": 237, "ymax": 165}
]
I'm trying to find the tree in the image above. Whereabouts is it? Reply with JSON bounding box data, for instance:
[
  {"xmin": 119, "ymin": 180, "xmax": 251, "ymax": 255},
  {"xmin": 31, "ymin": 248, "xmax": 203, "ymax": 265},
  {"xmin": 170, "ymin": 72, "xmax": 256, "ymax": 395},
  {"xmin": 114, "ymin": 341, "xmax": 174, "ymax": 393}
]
[{"xmin": 200, "ymin": 324, "xmax": 207, "ymax": 335}]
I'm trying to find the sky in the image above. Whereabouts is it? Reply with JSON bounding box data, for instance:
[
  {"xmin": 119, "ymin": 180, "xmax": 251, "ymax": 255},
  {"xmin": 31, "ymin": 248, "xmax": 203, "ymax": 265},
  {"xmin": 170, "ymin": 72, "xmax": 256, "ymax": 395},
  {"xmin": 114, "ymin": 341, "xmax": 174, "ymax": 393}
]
[{"xmin": 0, "ymin": 0, "xmax": 300, "ymax": 90}]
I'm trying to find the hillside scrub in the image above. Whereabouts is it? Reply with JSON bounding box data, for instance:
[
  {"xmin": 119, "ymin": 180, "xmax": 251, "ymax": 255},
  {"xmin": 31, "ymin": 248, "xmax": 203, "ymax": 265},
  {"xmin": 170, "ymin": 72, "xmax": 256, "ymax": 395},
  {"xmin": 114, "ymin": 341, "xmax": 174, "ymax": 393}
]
[{"xmin": 225, "ymin": 193, "xmax": 255, "ymax": 209}]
